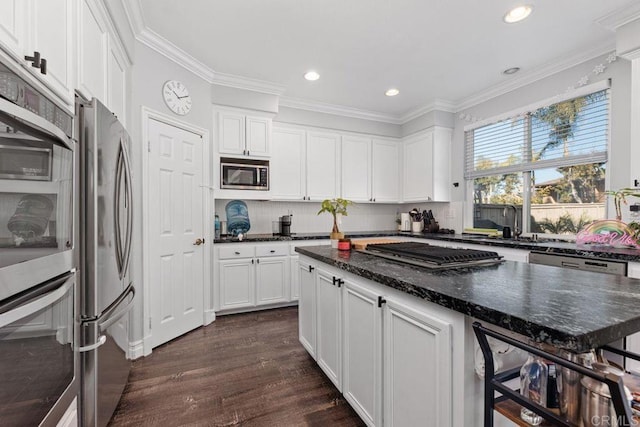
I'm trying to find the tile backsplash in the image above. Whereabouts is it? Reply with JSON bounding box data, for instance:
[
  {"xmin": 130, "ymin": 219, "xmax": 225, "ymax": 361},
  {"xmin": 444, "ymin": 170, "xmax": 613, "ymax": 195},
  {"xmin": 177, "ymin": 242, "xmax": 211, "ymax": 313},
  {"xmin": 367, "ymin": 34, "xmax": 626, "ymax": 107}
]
[{"xmin": 214, "ymin": 200, "xmax": 463, "ymax": 235}]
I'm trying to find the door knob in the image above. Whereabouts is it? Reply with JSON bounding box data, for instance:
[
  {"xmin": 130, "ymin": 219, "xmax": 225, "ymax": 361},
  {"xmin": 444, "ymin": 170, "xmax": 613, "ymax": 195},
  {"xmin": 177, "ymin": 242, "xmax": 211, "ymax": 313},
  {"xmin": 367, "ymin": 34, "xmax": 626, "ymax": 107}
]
[{"xmin": 193, "ymin": 238, "xmax": 204, "ymax": 246}]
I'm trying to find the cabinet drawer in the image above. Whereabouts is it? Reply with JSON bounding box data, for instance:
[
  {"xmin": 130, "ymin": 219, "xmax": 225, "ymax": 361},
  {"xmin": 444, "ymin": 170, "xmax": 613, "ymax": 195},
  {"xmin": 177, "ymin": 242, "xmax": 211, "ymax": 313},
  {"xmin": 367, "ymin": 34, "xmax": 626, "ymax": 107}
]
[
  {"xmin": 218, "ymin": 245, "xmax": 255, "ymax": 259},
  {"xmin": 256, "ymin": 244, "xmax": 289, "ymax": 257}
]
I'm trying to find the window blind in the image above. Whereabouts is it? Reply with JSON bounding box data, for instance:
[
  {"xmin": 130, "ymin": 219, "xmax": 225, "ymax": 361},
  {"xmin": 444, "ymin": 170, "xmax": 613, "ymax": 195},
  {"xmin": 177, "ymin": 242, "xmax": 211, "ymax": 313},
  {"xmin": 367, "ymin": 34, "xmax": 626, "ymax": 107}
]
[{"xmin": 464, "ymin": 88, "xmax": 609, "ymax": 180}]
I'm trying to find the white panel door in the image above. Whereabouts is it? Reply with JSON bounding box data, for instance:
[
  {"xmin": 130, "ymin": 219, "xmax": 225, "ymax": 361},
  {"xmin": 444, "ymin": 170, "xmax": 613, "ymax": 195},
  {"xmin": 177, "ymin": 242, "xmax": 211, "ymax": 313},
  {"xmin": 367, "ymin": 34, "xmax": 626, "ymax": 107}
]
[
  {"xmin": 0, "ymin": 0, "xmax": 24, "ymax": 59},
  {"xmin": 271, "ymin": 128, "xmax": 306, "ymax": 200},
  {"xmin": 218, "ymin": 112, "xmax": 245, "ymax": 155},
  {"xmin": 341, "ymin": 135, "xmax": 371, "ymax": 202},
  {"xmin": 28, "ymin": 0, "xmax": 74, "ymax": 103},
  {"xmin": 343, "ymin": 279, "xmax": 382, "ymax": 427},
  {"xmin": 218, "ymin": 258, "xmax": 255, "ymax": 310},
  {"xmin": 246, "ymin": 116, "xmax": 270, "ymax": 157},
  {"xmin": 372, "ymin": 139, "xmax": 399, "ymax": 203},
  {"xmin": 148, "ymin": 119, "xmax": 205, "ymax": 348},
  {"xmin": 255, "ymin": 256, "xmax": 288, "ymax": 305},
  {"xmin": 403, "ymin": 132, "xmax": 433, "ymax": 202},
  {"xmin": 383, "ymin": 297, "xmax": 452, "ymax": 427},
  {"xmin": 298, "ymin": 259, "xmax": 316, "ymax": 358},
  {"xmin": 306, "ymin": 131, "xmax": 340, "ymax": 201},
  {"xmin": 316, "ymin": 268, "xmax": 342, "ymax": 390},
  {"xmin": 78, "ymin": 0, "xmax": 107, "ymax": 101}
]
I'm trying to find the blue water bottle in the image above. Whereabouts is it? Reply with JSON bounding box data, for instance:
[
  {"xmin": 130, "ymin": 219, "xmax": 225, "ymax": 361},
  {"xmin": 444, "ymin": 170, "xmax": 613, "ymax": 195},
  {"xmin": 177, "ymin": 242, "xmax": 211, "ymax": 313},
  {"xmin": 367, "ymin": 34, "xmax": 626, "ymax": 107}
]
[{"xmin": 214, "ymin": 213, "xmax": 221, "ymax": 239}]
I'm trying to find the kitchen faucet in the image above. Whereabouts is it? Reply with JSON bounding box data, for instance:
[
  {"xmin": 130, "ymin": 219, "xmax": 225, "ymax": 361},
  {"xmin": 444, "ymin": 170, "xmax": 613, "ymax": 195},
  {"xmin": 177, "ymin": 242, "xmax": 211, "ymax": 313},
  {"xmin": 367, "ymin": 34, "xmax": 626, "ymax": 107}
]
[{"xmin": 503, "ymin": 205, "xmax": 522, "ymax": 239}]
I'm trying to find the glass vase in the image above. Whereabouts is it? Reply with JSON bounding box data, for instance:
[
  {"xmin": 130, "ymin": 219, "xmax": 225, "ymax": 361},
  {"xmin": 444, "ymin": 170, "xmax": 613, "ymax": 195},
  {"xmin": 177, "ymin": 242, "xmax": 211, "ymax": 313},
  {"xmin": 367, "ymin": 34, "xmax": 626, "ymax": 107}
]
[{"xmin": 520, "ymin": 354, "xmax": 548, "ymax": 426}]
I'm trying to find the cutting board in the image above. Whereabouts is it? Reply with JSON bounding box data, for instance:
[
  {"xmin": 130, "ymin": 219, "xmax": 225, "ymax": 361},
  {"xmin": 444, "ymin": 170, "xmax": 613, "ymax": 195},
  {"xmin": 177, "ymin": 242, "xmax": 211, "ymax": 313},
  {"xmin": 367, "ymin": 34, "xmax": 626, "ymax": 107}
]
[{"xmin": 351, "ymin": 238, "xmax": 402, "ymax": 250}]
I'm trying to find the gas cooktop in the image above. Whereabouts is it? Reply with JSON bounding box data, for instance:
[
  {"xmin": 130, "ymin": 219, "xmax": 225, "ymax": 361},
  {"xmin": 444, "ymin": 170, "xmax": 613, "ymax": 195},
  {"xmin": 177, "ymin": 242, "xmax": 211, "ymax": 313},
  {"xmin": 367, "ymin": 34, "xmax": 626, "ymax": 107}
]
[{"xmin": 359, "ymin": 242, "xmax": 504, "ymax": 270}]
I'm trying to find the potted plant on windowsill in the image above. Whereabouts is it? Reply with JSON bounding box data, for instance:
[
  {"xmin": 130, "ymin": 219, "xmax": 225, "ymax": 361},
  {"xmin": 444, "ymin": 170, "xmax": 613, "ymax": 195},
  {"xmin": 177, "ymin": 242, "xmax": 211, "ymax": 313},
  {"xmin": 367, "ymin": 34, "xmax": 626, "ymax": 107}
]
[{"xmin": 318, "ymin": 198, "xmax": 353, "ymax": 244}]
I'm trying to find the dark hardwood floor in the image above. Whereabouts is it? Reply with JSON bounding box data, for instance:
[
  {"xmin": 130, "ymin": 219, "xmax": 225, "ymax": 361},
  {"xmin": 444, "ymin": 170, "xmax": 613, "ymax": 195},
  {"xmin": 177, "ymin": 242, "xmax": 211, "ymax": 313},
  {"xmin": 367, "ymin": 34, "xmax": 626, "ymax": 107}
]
[{"xmin": 109, "ymin": 307, "xmax": 365, "ymax": 426}]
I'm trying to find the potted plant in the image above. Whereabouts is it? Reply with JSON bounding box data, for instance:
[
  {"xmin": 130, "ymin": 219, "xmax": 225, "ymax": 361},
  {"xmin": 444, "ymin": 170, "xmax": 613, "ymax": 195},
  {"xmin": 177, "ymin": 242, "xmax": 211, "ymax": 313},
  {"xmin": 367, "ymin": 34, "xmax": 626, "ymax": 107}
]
[
  {"xmin": 605, "ymin": 188, "xmax": 640, "ymax": 220},
  {"xmin": 317, "ymin": 198, "xmax": 353, "ymax": 241}
]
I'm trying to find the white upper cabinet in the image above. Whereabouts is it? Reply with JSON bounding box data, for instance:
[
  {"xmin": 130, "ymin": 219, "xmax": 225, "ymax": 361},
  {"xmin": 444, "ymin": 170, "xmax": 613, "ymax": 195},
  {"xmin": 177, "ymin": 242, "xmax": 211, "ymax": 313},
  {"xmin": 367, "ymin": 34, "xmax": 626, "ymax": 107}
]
[
  {"xmin": 306, "ymin": 131, "xmax": 340, "ymax": 201},
  {"xmin": 341, "ymin": 135, "xmax": 372, "ymax": 202},
  {"xmin": 371, "ymin": 139, "xmax": 399, "ymax": 203},
  {"xmin": 217, "ymin": 110, "xmax": 271, "ymax": 157},
  {"xmin": 0, "ymin": 0, "xmax": 25, "ymax": 57},
  {"xmin": 107, "ymin": 34, "xmax": 127, "ymax": 126},
  {"xmin": 27, "ymin": 0, "xmax": 75, "ymax": 104},
  {"xmin": 402, "ymin": 127, "xmax": 451, "ymax": 203},
  {"xmin": 271, "ymin": 127, "xmax": 306, "ymax": 200},
  {"xmin": 78, "ymin": 0, "xmax": 107, "ymax": 102}
]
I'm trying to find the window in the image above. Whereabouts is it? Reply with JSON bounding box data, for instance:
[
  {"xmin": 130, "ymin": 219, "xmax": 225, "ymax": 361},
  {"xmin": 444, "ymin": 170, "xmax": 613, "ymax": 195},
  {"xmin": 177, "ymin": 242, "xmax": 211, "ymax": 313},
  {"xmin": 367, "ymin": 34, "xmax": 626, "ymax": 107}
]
[{"xmin": 465, "ymin": 82, "xmax": 609, "ymax": 235}]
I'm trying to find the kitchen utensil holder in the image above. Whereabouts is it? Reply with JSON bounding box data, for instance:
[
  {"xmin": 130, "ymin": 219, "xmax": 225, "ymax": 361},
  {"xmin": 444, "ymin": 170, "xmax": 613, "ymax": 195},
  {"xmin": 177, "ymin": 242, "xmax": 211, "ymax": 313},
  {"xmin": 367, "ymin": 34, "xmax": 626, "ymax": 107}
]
[{"xmin": 473, "ymin": 322, "xmax": 638, "ymax": 427}]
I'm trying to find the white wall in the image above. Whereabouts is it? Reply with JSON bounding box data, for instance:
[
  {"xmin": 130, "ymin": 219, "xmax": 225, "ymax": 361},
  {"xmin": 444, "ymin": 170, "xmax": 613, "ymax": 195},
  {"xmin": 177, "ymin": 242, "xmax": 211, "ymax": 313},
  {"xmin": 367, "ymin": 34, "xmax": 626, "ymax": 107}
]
[
  {"xmin": 401, "ymin": 109, "xmax": 455, "ymax": 137},
  {"xmin": 128, "ymin": 41, "xmax": 215, "ymax": 346},
  {"xmin": 211, "ymin": 84, "xmax": 279, "ymax": 113}
]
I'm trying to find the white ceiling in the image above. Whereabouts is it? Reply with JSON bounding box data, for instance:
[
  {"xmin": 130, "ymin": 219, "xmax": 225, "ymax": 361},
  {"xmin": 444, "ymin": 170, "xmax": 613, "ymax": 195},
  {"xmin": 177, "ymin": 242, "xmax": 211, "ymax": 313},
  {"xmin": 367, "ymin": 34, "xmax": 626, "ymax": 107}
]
[{"xmin": 138, "ymin": 0, "xmax": 633, "ymax": 119}]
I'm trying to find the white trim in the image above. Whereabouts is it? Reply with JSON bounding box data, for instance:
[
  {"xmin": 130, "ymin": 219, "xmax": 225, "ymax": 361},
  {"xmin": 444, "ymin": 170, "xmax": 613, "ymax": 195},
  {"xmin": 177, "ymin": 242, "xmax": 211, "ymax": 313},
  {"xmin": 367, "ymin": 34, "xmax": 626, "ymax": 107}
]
[
  {"xmin": 400, "ymin": 99, "xmax": 457, "ymax": 123},
  {"xmin": 141, "ymin": 106, "xmax": 211, "ymax": 356},
  {"xmin": 204, "ymin": 309, "xmax": 216, "ymax": 326},
  {"xmin": 128, "ymin": 339, "xmax": 144, "ymax": 360},
  {"xmin": 456, "ymin": 42, "xmax": 616, "ymax": 113},
  {"xmin": 622, "ymin": 48, "xmax": 640, "ymax": 61},
  {"xmin": 596, "ymin": 1, "xmax": 640, "ymax": 31},
  {"xmin": 212, "ymin": 72, "xmax": 286, "ymax": 96},
  {"xmin": 464, "ymin": 79, "xmax": 611, "ymax": 132},
  {"xmin": 120, "ymin": 0, "xmax": 145, "ymax": 35},
  {"xmin": 90, "ymin": 0, "xmax": 132, "ymax": 66},
  {"xmin": 279, "ymin": 96, "xmax": 403, "ymax": 124}
]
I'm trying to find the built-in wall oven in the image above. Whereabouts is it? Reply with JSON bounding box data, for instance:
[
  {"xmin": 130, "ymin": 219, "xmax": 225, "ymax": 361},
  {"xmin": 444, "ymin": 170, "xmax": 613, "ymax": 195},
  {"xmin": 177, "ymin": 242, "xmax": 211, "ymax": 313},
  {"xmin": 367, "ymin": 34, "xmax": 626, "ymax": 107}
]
[{"xmin": 0, "ymin": 61, "xmax": 77, "ymax": 425}]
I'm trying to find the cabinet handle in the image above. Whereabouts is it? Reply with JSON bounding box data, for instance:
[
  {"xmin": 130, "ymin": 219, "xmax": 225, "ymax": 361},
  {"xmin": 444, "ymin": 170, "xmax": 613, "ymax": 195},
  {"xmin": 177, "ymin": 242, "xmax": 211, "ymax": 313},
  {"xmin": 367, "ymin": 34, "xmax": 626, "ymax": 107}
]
[
  {"xmin": 235, "ymin": 251, "xmax": 240, "ymax": 255},
  {"xmin": 373, "ymin": 198, "xmax": 376, "ymax": 202},
  {"xmin": 24, "ymin": 51, "xmax": 42, "ymax": 69},
  {"xmin": 308, "ymin": 265, "xmax": 315, "ymax": 272},
  {"xmin": 251, "ymin": 259, "xmax": 254, "ymax": 264},
  {"xmin": 332, "ymin": 276, "xmax": 336, "ymax": 286},
  {"xmin": 270, "ymin": 250, "xmax": 275, "ymax": 253},
  {"xmin": 247, "ymin": 150, "xmax": 250, "ymax": 156},
  {"xmin": 377, "ymin": 296, "xmax": 386, "ymax": 308},
  {"xmin": 337, "ymin": 278, "xmax": 344, "ymax": 288},
  {"xmin": 39, "ymin": 58, "xmax": 47, "ymax": 75},
  {"xmin": 257, "ymin": 258, "xmax": 260, "ymax": 264}
]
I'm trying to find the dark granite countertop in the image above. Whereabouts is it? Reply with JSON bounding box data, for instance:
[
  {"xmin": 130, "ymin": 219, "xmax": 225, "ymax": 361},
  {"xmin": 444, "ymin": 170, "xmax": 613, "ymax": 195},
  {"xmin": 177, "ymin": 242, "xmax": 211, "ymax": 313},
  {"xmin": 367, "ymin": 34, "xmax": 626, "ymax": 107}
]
[
  {"xmin": 295, "ymin": 245, "xmax": 640, "ymax": 351},
  {"xmin": 215, "ymin": 230, "xmax": 640, "ymax": 262}
]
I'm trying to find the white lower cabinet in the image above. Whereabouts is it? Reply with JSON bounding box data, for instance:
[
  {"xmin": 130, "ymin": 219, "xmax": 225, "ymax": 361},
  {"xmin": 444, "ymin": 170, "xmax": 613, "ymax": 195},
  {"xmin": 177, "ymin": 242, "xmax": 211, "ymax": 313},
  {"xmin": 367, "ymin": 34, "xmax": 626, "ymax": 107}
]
[
  {"xmin": 298, "ymin": 258, "xmax": 316, "ymax": 358},
  {"xmin": 316, "ymin": 267, "xmax": 343, "ymax": 390},
  {"xmin": 215, "ymin": 243, "xmax": 290, "ymax": 312},
  {"xmin": 290, "ymin": 255, "xmax": 300, "ymax": 300},
  {"xmin": 343, "ymin": 279, "xmax": 382, "ymax": 427},
  {"xmin": 383, "ymin": 297, "xmax": 452, "ymax": 427}
]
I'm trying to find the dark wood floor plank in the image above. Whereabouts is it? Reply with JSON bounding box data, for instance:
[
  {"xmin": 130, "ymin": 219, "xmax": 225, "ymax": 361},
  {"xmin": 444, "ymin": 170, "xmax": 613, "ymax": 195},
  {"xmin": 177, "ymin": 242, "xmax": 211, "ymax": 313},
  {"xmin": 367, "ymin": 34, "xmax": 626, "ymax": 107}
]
[{"xmin": 109, "ymin": 307, "xmax": 365, "ymax": 427}]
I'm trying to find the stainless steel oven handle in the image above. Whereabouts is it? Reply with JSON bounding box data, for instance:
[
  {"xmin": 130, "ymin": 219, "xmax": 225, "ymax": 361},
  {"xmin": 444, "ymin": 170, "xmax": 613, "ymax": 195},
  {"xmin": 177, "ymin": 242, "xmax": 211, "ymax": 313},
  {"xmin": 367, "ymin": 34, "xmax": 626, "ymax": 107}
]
[
  {"xmin": 0, "ymin": 276, "xmax": 73, "ymax": 329},
  {"xmin": 0, "ymin": 97, "xmax": 73, "ymax": 150},
  {"xmin": 120, "ymin": 138, "xmax": 133, "ymax": 278},
  {"xmin": 114, "ymin": 143, "xmax": 124, "ymax": 278},
  {"xmin": 98, "ymin": 284, "xmax": 135, "ymax": 333},
  {"xmin": 78, "ymin": 335, "xmax": 107, "ymax": 353}
]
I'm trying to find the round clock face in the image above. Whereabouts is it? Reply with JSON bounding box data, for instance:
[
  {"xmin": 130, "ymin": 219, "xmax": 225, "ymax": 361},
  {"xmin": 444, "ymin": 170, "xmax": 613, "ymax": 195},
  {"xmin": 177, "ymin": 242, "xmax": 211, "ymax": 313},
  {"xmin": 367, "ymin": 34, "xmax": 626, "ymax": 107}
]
[{"xmin": 162, "ymin": 80, "xmax": 192, "ymax": 115}]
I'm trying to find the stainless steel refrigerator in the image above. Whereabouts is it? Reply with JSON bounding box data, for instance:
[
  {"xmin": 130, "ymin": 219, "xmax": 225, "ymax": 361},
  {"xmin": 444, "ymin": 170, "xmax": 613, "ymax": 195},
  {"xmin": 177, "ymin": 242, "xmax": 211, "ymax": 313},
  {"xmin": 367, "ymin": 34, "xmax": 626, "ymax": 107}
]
[{"xmin": 76, "ymin": 96, "xmax": 135, "ymax": 427}]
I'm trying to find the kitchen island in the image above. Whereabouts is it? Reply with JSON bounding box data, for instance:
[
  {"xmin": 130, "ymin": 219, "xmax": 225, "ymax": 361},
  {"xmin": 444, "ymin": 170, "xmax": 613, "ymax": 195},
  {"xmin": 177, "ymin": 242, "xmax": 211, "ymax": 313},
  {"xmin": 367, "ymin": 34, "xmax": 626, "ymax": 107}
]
[{"xmin": 294, "ymin": 245, "xmax": 640, "ymax": 427}]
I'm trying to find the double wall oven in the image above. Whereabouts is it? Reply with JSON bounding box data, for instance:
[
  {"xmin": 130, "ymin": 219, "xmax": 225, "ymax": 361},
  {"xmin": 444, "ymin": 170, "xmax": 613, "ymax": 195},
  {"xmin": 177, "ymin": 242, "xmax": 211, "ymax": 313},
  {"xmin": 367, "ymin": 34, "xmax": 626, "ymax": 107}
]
[{"xmin": 0, "ymin": 62, "xmax": 77, "ymax": 425}]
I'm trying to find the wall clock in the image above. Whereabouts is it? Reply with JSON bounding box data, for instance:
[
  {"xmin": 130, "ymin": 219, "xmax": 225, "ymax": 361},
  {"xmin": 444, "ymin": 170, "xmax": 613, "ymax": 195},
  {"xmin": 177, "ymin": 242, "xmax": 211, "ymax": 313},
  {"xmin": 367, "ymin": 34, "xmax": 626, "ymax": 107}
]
[{"xmin": 162, "ymin": 80, "xmax": 192, "ymax": 115}]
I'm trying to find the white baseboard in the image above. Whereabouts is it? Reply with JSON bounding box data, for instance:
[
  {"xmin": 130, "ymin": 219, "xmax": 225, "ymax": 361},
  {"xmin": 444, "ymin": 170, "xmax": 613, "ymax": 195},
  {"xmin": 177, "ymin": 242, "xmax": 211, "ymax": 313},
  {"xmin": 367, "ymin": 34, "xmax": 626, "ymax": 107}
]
[
  {"xmin": 129, "ymin": 339, "xmax": 145, "ymax": 360},
  {"xmin": 204, "ymin": 309, "xmax": 216, "ymax": 325}
]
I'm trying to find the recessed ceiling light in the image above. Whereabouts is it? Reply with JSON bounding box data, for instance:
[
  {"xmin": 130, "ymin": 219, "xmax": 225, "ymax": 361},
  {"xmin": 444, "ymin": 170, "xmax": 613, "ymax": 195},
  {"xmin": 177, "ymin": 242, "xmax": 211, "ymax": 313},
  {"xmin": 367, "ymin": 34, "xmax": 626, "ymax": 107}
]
[
  {"xmin": 503, "ymin": 67, "xmax": 520, "ymax": 75},
  {"xmin": 304, "ymin": 71, "xmax": 320, "ymax": 81},
  {"xmin": 385, "ymin": 88, "xmax": 400, "ymax": 97},
  {"xmin": 503, "ymin": 5, "xmax": 533, "ymax": 23}
]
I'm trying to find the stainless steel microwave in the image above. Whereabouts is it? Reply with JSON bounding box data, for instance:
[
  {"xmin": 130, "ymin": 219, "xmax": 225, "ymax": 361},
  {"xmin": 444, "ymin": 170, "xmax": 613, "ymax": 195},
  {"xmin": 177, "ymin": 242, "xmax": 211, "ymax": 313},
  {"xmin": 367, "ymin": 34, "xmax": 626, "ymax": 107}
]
[{"xmin": 220, "ymin": 157, "xmax": 269, "ymax": 190}]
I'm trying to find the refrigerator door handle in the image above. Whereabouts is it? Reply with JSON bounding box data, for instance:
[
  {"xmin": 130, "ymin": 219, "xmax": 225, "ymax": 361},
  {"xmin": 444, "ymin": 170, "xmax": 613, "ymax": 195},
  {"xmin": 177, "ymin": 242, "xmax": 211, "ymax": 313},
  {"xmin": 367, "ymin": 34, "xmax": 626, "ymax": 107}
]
[
  {"xmin": 98, "ymin": 283, "xmax": 135, "ymax": 333},
  {"xmin": 78, "ymin": 335, "xmax": 107, "ymax": 353},
  {"xmin": 120, "ymin": 138, "xmax": 133, "ymax": 279},
  {"xmin": 114, "ymin": 142, "xmax": 125, "ymax": 278},
  {"xmin": 0, "ymin": 273, "xmax": 73, "ymax": 329}
]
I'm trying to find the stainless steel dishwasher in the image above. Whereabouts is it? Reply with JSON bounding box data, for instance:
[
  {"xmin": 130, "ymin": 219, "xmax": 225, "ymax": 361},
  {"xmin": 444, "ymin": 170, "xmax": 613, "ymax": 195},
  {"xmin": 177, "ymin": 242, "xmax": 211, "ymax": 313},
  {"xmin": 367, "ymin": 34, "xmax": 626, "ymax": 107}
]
[{"xmin": 529, "ymin": 251, "xmax": 628, "ymax": 276}]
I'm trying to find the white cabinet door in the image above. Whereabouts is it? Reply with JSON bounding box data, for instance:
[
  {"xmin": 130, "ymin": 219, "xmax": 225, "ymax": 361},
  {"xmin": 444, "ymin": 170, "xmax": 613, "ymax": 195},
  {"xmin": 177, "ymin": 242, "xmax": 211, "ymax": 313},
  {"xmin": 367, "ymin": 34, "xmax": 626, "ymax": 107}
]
[
  {"xmin": 107, "ymin": 35, "xmax": 127, "ymax": 126},
  {"xmin": 372, "ymin": 139, "xmax": 399, "ymax": 203},
  {"xmin": 341, "ymin": 135, "xmax": 371, "ymax": 202},
  {"xmin": 271, "ymin": 127, "xmax": 306, "ymax": 200},
  {"xmin": 0, "ymin": 0, "xmax": 24, "ymax": 58},
  {"xmin": 218, "ymin": 258, "xmax": 255, "ymax": 310},
  {"xmin": 343, "ymin": 279, "xmax": 382, "ymax": 427},
  {"xmin": 403, "ymin": 131, "xmax": 432, "ymax": 202},
  {"xmin": 256, "ymin": 256, "xmax": 288, "ymax": 305},
  {"xmin": 27, "ymin": 0, "xmax": 74, "ymax": 104},
  {"xmin": 246, "ymin": 116, "xmax": 270, "ymax": 157},
  {"xmin": 218, "ymin": 112, "xmax": 246, "ymax": 155},
  {"xmin": 290, "ymin": 255, "xmax": 300, "ymax": 300},
  {"xmin": 298, "ymin": 258, "xmax": 316, "ymax": 358},
  {"xmin": 432, "ymin": 127, "xmax": 452, "ymax": 202},
  {"xmin": 383, "ymin": 297, "xmax": 452, "ymax": 427},
  {"xmin": 316, "ymin": 268, "xmax": 342, "ymax": 390},
  {"xmin": 78, "ymin": 0, "xmax": 107, "ymax": 102},
  {"xmin": 306, "ymin": 131, "xmax": 340, "ymax": 201}
]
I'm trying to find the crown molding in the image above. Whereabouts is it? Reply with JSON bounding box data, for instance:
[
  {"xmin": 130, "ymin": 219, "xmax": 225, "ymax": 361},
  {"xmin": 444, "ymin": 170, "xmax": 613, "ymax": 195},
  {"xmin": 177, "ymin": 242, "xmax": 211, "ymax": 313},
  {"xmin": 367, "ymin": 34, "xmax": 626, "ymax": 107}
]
[
  {"xmin": 278, "ymin": 96, "xmax": 404, "ymax": 124},
  {"xmin": 120, "ymin": 0, "xmax": 145, "ymax": 35},
  {"xmin": 212, "ymin": 72, "xmax": 286, "ymax": 96},
  {"xmin": 596, "ymin": 1, "xmax": 640, "ymax": 31},
  {"xmin": 454, "ymin": 40, "xmax": 615, "ymax": 112},
  {"xmin": 400, "ymin": 99, "xmax": 456, "ymax": 123}
]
